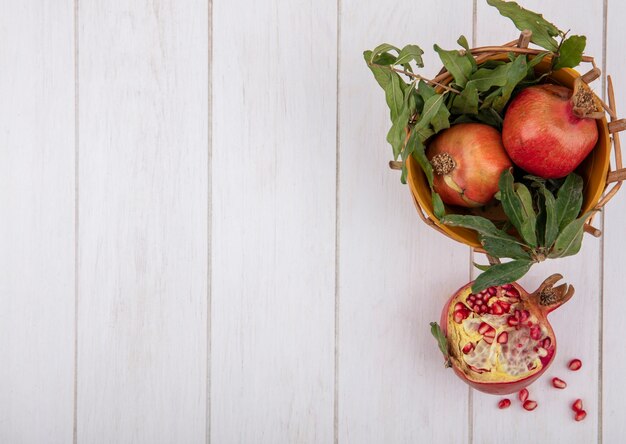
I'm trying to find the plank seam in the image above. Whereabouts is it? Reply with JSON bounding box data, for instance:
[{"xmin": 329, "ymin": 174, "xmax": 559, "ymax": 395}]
[
  {"xmin": 207, "ymin": 0, "xmax": 213, "ymax": 442},
  {"xmin": 334, "ymin": 0, "xmax": 342, "ymax": 442},
  {"xmin": 598, "ymin": 1, "xmax": 608, "ymax": 443},
  {"xmin": 73, "ymin": 0, "xmax": 80, "ymax": 442}
]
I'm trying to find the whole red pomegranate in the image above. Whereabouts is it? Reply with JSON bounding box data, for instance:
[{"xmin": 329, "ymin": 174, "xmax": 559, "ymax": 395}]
[
  {"xmin": 427, "ymin": 123, "xmax": 512, "ymax": 207},
  {"xmin": 433, "ymin": 274, "xmax": 574, "ymax": 395},
  {"xmin": 502, "ymin": 79, "xmax": 603, "ymax": 179}
]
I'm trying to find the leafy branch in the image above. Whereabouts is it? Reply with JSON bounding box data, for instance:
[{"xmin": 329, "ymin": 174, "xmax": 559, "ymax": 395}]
[{"xmin": 441, "ymin": 170, "xmax": 595, "ymax": 292}]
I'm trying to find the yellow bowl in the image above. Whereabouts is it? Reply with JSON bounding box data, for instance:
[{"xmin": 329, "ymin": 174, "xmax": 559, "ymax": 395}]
[{"xmin": 406, "ymin": 55, "xmax": 611, "ymax": 248}]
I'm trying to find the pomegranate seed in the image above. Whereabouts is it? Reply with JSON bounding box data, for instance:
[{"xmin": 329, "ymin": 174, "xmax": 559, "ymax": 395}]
[
  {"xmin": 530, "ymin": 325, "xmax": 541, "ymax": 340},
  {"xmin": 453, "ymin": 311, "xmax": 465, "ymax": 324},
  {"xmin": 454, "ymin": 302, "xmax": 466, "ymax": 312},
  {"xmin": 462, "ymin": 342, "xmax": 474, "ymax": 354},
  {"xmin": 518, "ymin": 388, "xmax": 529, "ymax": 403},
  {"xmin": 499, "ymin": 301, "xmax": 511, "ymax": 312},
  {"xmin": 552, "ymin": 377, "xmax": 567, "ymax": 389},
  {"xmin": 520, "ymin": 310, "xmax": 530, "ymax": 323},
  {"xmin": 542, "ymin": 338, "xmax": 552, "ymax": 349},
  {"xmin": 498, "ymin": 398, "xmax": 511, "ymax": 409},
  {"xmin": 482, "ymin": 293, "xmax": 492, "ymax": 302},
  {"xmin": 523, "ymin": 400, "xmax": 538, "ymax": 411},
  {"xmin": 507, "ymin": 316, "xmax": 519, "ymax": 327},
  {"xmin": 502, "ymin": 284, "xmax": 512, "ymax": 290},
  {"xmin": 491, "ymin": 302, "xmax": 504, "ymax": 315},
  {"xmin": 488, "ymin": 286, "xmax": 497, "ymax": 296},
  {"xmin": 536, "ymin": 347, "xmax": 548, "ymax": 358},
  {"xmin": 572, "ymin": 399, "xmax": 583, "ymax": 412},
  {"xmin": 468, "ymin": 295, "xmax": 476, "ymax": 303},
  {"xmin": 497, "ymin": 331, "xmax": 508, "ymax": 344},
  {"xmin": 568, "ymin": 359, "xmax": 582, "ymax": 371},
  {"xmin": 575, "ymin": 410, "xmax": 587, "ymax": 421},
  {"xmin": 478, "ymin": 322, "xmax": 491, "ymax": 335},
  {"xmin": 480, "ymin": 289, "xmax": 488, "ymax": 295}
]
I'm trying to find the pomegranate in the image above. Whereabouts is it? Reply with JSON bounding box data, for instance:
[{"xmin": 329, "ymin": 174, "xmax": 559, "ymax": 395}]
[
  {"xmin": 498, "ymin": 399, "xmax": 511, "ymax": 409},
  {"xmin": 502, "ymin": 78, "xmax": 603, "ymax": 179},
  {"xmin": 552, "ymin": 377, "xmax": 567, "ymax": 389},
  {"xmin": 427, "ymin": 123, "xmax": 512, "ymax": 207},
  {"xmin": 433, "ymin": 274, "xmax": 574, "ymax": 395}
]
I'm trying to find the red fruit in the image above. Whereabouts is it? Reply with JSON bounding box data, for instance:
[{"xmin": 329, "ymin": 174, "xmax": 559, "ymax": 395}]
[
  {"xmin": 502, "ymin": 79, "xmax": 602, "ymax": 179},
  {"xmin": 427, "ymin": 123, "xmax": 512, "ymax": 207},
  {"xmin": 523, "ymin": 400, "xmax": 538, "ymax": 411},
  {"xmin": 575, "ymin": 410, "xmax": 587, "ymax": 421},
  {"xmin": 498, "ymin": 399, "xmax": 511, "ymax": 409},
  {"xmin": 432, "ymin": 275, "xmax": 574, "ymax": 395},
  {"xmin": 568, "ymin": 359, "xmax": 582, "ymax": 371},
  {"xmin": 552, "ymin": 377, "xmax": 567, "ymax": 389},
  {"xmin": 572, "ymin": 399, "xmax": 583, "ymax": 412},
  {"xmin": 519, "ymin": 388, "xmax": 529, "ymax": 403}
]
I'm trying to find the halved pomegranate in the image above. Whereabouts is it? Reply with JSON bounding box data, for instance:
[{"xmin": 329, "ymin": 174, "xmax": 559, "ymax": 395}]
[{"xmin": 432, "ymin": 274, "xmax": 574, "ymax": 395}]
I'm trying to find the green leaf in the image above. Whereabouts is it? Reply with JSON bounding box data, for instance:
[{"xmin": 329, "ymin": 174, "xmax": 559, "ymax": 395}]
[
  {"xmin": 386, "ymin": 84, "xmax": 417, "ymax": 159},
  {"xmin": 396, "ymin": 44, "xmax": 425, "ymax": 69},
  {"xmin": 486, "ymin": 0, "xmax": 561, "ymax": 51},
  {"xmin": 468, "ymin": 64, "xmax": 511, "ymax": 92},
  {"xmin": 481, "ymin": 87, "xmax": 504, "ymax": 110},
  {"xmin": 418, "ymin": 80, "xmax": 436, "ymax": 100},
  {"xmin": 432, "ymin": 192, "xmax": 445, "ymax": 219},
  {"xmin": 387, "ymin": 73, "xmax": 404, "ymax": 122},
  {"xmin": 434, "ymin": 44, "xmax": 473, "ymax": 87},
  {"xmin": 554, "ymin": 35, "xmax": 586, "ymax": 70},
  {"xmin": 549, "ymin": 211, "xmax": 594, "ymax": 258},
  {"xmin": 472, "ymin": 260, "xmax": 533, "ymax": 293},
  {"xmin": 451, "ymin": 82, "xmax": 479, "ymax": 115},
  {"xmin": 415, "ymin": 93, "xmax": 447, "ymax": 132},
  {"xmin": 555, "ymin": 173, "xmax": 584, "ymax": 231},
  {"xmin": 364, "ymin": 50, "xmax": 393, "ymax": 89},
  {"xmin": 476, "ymin": 108, "xmax": 503, "ymax": 129},
  {"xmin": 409, "ymin": 135, "xmax": 434, "ymax": 187},
  {"xmin": 430, "ymin": 322, "xmax": 450, "ymax": 364},
  {"xmin": 457, "ymin": 35, "xmax": 478, "ymax": 72},
  {"xmin": 372, "ymin": 52, "xmax": 397, "ymax": 65},
  {"xmin": 440, "ymin": 214, "xmax": 523, "ymax": 244},
  {"xmin": 480, "ymin": 235, "xmax": 531, "ymax": 260},
  {"xmin": 369, "ymin": 43, "xmax": 401, "ymax": 63},
  {"xmin": 528, "ymin": 52, "xmax": 549, "ymax": 70},
  {"xmin": 473, "ymin": 262, "xmax": 492, "ymax": 272},
  {"xmin": 492, "ymin": 55, "xmax": 528, "ymax": 112},
  {"xmin": 514, "ymin": 183, "xmax": 538, "ymax": 247},
  {"xmin": 499, "ymin": 169, "xmax": 537, "ymax": 245},
  {"xmin": 430, "ymin": 102, "xmax": 450, "ymax": 133},
  {"xmin": 541, "ymin": 186, "xmax": 558, "ymax": 247}
]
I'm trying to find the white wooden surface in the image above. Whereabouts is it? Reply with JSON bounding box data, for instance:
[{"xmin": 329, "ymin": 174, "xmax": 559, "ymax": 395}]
[{"xmin": 1, "ymin": 1, "xmax": 625, "ymax": 443}]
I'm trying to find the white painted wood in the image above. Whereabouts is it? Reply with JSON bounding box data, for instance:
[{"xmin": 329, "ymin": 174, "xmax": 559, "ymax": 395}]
[
  {"xmin": 211, "ymin": 0, "xmax": 336, "ymax": 442},
  {"xmin": 338, "ymin": 1, "xmax": 472, "ymax": 442},
  {"xmin": 0, "ymin": 1, "xmax": 75, "ymax": 443},
  {"xmin": 76, "ymin": 1, "xmax": 208, "ymax": 443},
  {"xmin": 474, "ymin": 1, "xmax": 603, "ymax": 443},
  {"xmin": 603, "ymin": 2, "xmax": 626, "ymax": 441}
]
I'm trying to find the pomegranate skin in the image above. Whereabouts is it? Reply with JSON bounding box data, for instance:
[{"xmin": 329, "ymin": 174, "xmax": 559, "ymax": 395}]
[
  {"xmin": 438, "ymin": 277, "xmax": 572, "ymax": 395},
  {"xmin": 502, "ymin": 85, "xmax": 598, "ymax": 179},
  {"xmin": 427, "ymin": 123, "xmax": 512, "ymax": 207}
]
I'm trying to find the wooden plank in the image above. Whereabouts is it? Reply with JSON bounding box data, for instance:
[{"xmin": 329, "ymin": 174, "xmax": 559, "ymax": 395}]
[
  {"xmin": 338, "ymin": 1, "xmax": 472, "ymax": 442},
  {"xmin": 603, "ymin": 1, "xmax": 626, "ymax": 441},
  {"xmin": 210, "ymin": 0, "xmax": 336, "ymax": 442},
  {"xmin": 76, "ymin": 1, "xmax": 208, "ymax": 442},
  {"xmin": 474, "ymin": 1, "xmax": 603, "ymax": 442},
  {"xmin": 0, "ymin": 2, "xmax": 75, "ymax": 442}
]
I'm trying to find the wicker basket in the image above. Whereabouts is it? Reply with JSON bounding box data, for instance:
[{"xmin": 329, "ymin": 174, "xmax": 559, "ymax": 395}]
[{"xmin": 392, "ymin": 33, "xmax": 626, "ymax": 251}]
